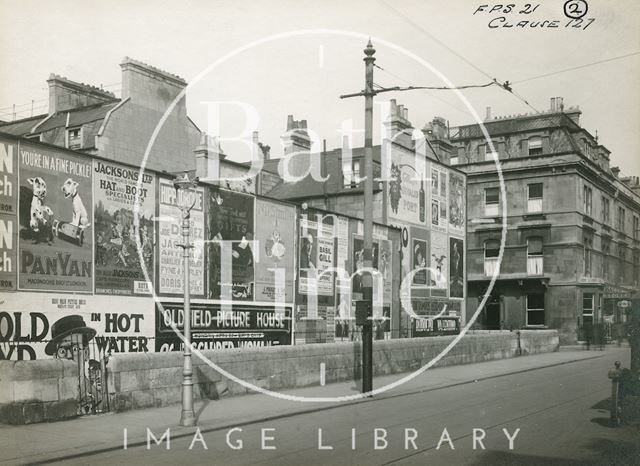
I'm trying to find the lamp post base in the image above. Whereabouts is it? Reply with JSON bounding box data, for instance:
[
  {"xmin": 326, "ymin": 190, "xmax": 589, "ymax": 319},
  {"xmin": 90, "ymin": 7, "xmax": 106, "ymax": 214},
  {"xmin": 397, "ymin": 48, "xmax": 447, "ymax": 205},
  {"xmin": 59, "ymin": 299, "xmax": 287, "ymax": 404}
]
[{"xmin": 179, "ymin": 409, "xmax": 196, "ymax": 427}]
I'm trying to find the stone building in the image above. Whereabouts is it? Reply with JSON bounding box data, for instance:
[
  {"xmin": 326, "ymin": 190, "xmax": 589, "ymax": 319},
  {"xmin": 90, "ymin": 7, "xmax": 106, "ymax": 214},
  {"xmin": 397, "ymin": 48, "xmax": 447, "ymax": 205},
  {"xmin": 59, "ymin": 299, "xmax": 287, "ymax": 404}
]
[
  {"xmin": 450, "ymin": 98, "xmax": 640, "ymax": 343},
  {"xmin": 0, "ymin": 58, "xmax": 281, "ymax": 195},
  {"xmin": 0, "ymin": 58, "xmax": 201, "ymax": 174}
]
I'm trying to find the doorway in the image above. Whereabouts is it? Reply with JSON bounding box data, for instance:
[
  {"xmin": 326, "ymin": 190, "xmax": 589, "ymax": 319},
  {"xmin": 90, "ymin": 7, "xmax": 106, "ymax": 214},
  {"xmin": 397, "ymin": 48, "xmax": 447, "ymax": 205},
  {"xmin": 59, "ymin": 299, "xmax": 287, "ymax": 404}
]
[{"xmin": 484, "ymin": 296, "xmax": 501, "ymax": 330}]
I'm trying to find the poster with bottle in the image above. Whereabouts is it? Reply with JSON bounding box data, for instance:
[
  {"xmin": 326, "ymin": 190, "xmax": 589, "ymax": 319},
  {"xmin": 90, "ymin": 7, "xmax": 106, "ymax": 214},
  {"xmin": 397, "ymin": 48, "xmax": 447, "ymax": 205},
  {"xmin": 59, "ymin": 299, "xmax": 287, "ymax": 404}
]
[{"xmin": 387, "ymin": 150, "xmax": 425, "ymax": 225}]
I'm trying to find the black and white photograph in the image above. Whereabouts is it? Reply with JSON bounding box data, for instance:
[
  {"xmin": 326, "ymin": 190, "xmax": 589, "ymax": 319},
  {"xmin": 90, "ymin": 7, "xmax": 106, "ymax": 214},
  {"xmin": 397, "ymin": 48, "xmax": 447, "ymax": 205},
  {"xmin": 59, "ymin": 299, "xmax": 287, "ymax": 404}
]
[{"xmin": 1, "ymin": 1, "xmax": 639, "ymax": 465}]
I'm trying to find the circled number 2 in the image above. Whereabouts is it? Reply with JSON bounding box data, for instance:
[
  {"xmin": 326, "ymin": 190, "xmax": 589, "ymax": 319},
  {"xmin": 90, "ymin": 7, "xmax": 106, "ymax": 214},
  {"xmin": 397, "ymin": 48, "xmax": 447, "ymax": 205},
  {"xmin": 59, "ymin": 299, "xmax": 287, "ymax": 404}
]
[{"xmin": 564, "ymin": 0, "xmax": 588, "ymax": 19}]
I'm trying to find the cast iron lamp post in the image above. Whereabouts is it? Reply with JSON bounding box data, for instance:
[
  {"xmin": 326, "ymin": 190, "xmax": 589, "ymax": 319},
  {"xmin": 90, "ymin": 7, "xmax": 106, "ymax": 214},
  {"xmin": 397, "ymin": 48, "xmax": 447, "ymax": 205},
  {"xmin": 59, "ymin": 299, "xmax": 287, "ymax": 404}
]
[{"xmin": 174, "ymin": 171, "xmax": 199, "ymax": 427}]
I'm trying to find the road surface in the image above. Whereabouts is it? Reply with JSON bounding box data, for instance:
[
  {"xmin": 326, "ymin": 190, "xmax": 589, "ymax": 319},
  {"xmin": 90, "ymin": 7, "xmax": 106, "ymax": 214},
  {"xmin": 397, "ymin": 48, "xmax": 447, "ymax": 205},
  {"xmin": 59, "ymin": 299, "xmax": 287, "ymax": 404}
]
[{"xmin": 49, "ymin": 347, "xmax": 639, "ymax": 465}]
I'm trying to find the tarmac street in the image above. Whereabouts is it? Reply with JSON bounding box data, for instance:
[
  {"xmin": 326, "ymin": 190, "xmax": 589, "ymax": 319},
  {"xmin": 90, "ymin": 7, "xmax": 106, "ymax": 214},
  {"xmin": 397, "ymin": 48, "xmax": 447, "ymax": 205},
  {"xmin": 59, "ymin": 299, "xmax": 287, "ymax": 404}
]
[{"xmin": 2, "ymin": 347, "xmax": 638, "ymax": 465}]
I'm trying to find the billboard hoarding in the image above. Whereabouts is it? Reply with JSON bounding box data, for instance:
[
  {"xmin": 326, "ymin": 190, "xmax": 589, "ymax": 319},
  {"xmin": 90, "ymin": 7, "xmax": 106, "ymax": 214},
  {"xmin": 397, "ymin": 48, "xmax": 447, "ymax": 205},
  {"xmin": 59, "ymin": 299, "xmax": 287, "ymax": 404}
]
[
  {"xmin": 157, "ymin": 178, "xmax": 205, "ymax": 296},
  {"xmin": 94, "ymin": 160, "xmax": 155, "ymax": 295},
  {"xmin": 0, "ymin": 139, "xmax": 17, "ymax": 291},
  {"xmin": 449, "ymin": 237, "xmax": 464, "ymax": 299},
  {"xmin": 208, "ymin": 189, "xmax": 255, "ymax": 300},
  {"xmin": 155, "ymin": 302, "xmax": 291, "ymax": 351},
  {"xmin": 254, "ymin": 199, "xmax": 296, "ymax": 303},
  {"xmin": 0, "ymin": 292, "xmax": 155, "ymax": 360},
  {"xmin": 18, "ymin": 144, "xmax": 93, "ymax": 292}
]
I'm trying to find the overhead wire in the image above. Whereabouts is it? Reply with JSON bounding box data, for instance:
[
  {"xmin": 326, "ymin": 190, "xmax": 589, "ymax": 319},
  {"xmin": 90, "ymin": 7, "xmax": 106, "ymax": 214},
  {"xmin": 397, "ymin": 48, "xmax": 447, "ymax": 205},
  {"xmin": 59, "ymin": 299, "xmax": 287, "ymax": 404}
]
[
  {"xmin": 376, "ymin": 0, "xmax": 542, "ymax": 114},
  {"xmin": 513, "ymin": 51, "xmax": 640, "ymax": 84}
]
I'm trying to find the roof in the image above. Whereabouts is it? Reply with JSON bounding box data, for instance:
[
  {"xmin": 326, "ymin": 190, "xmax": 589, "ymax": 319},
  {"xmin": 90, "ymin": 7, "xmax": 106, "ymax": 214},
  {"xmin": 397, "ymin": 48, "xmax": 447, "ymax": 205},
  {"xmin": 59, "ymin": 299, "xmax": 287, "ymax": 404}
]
[
  {"xmin": 0, "ymin": 101, "xmax": 119, "ymax": 136},
  {"xmin": 266, "ymin": 145, "xmax": 384, "ymax": 201},
  {"xmin": 0, "ymin": 113, "xmax": 48, "ymax": 136},
  {"xmin": 268, "ymin": 174, "xmax": 382, "ymax": 200},
  {"xmin": 452, "ymin": 111, "xmax": 581, "ymax": 140}
]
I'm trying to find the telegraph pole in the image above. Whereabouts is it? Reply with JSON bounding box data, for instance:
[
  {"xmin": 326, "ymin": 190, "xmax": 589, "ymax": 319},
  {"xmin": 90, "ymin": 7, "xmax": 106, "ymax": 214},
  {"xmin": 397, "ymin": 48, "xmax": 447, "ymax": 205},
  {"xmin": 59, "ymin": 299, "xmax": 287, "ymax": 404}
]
[
  {"xmin": 362, "ymin": 40, "xmax": 375, "ymax": 394},
  {"xmin": 341, "ymin": 40, "xmax": 430, "ymax": 394}
]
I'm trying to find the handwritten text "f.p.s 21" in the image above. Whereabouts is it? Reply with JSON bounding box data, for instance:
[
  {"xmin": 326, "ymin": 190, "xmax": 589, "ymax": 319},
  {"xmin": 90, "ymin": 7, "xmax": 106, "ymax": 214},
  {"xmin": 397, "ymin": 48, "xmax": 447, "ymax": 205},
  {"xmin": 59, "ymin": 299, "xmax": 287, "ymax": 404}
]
[{"xmin": 473, "ymin": 4, "xmax": 595, "ymax": 30}]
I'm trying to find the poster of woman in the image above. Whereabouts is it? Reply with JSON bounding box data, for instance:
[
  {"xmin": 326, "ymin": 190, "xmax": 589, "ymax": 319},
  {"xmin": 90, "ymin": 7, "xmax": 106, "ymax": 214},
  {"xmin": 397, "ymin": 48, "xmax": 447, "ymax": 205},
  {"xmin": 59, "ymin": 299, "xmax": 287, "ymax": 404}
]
[{"xmin": 449, "ymin": 237, "xmax": 464, "ymax": 298}]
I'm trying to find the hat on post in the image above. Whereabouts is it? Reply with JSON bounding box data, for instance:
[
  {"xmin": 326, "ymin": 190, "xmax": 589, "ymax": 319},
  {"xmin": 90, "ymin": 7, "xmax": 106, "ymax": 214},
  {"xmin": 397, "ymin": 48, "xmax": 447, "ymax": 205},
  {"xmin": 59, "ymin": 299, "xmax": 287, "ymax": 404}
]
[{"xmin": 44, "ymin": 315, "xmax": 96, "ymax": 356}]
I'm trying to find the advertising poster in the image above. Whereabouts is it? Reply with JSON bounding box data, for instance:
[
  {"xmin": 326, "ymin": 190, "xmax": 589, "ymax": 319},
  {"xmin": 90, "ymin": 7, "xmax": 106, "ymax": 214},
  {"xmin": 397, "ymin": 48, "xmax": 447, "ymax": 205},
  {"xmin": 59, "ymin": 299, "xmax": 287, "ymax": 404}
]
[
  {"xmin": 449, "ymin": 171, "xmax": 465, "ymax": 233},
  {"xmin": 388, "ymin": 151, "xmax": 425, "ymax": 225},
  {"xmin": 219, "ymin": 163, "xmax": 256, "ymax": 194},
  {"xmin": 0, "ymin": 292, "xmax": 155, "ymax": 360},
  {"xmin": 254, "ymin": 199, "xmax": 295, "ymax": 303},
  {"xmin": 336, "ymin": 216, "xmax": 349, "ymax": 269},
  {"xmin": 352, "ymin": 235, "xmax": 379, "ymax": 297},
  {"xmin": 378, "ymin": 238, "xmax": 393, "ymax": 305},
  {"xmin": 335, "ymin": 216, "xmax": 351, "ymax": 327},
  {"xmin": 155, "ymin": 302, "xmax": 291, "ymax": 351},
  {"xmin": 399, "ymin": 225, "xmax": 411, "ymax": 282},
  {"xmin": 430, "ymin": 166, "xmax": 447, "ymax": 233},
  {"xmin": 430, "ymin": 231, "xmax": 448, "ymax": 297},
  {"xmin": 18, "ymin": 143, "xmax": 93, "ymax": 292},
  {"xmin": 158, "ymin": 178, "xmax": 205, "ymax": 296},
  {"xmin": 412, "ymin": 238, "xmax": 428, "ymax": 285},
  {"xmin": 0, "ymin": 139, "xmax": 17, "ymax": 291},
  {"xmin": 449, "ymin": 237, "xmax": 464, "ymax": 299},
  {"xmin": 93, "ymin": 160, "xmax": 155, "ymax": 295},
  {"xmin": 299, "ymin": 216, "xmax": 334, "ymax": 297},
  {"xmin": 208, "ymin": 189, "xmax": 255, "ymax": 300}
]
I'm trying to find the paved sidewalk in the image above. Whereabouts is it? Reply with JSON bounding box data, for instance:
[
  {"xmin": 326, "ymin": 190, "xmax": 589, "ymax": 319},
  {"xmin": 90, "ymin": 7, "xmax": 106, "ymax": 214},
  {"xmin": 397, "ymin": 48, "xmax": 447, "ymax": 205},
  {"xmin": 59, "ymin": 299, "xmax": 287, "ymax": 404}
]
[{"xmin": 1, "ymin": 346, "xmax": 627, "ymax": 465}]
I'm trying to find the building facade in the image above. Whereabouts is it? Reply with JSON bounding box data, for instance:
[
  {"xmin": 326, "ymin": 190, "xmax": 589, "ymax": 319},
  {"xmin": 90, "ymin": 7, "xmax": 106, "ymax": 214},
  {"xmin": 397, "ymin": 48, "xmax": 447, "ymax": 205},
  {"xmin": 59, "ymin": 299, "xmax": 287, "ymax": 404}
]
[
  {"xmin": 265, "ymin": 100, "xmax": 467, "ymax": 339},
  {"xmin": 0, "ymin": 59, "xmax": 408, "ymax": 360},
  {"xmin": 451, "ymin": 99, "xmax": 640, "ymax": 343}
]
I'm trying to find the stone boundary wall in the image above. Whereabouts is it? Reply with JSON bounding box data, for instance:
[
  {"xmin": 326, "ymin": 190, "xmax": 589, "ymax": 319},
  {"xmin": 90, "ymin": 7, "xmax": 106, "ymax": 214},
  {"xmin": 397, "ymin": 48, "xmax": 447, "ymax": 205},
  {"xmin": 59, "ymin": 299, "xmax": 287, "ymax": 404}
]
[
  {"xmin": 0, "ymin": 331, "xmax": 558, "ymax": 423},
  {"xmin": 0, "ymin": 359, "xmax": 78, "ymax": 424},
  {"xmin": 108, "ymin": 330, "xmax": 558, "ymax": 412}
]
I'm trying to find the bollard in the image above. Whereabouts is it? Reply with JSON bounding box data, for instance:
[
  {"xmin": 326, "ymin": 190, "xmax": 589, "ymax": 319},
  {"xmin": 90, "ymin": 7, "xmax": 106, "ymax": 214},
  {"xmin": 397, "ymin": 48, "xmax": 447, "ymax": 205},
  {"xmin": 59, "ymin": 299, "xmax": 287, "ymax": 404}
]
[{"xmin": 608, "ymin": 361, "xmax": 623, "ymax": 426}]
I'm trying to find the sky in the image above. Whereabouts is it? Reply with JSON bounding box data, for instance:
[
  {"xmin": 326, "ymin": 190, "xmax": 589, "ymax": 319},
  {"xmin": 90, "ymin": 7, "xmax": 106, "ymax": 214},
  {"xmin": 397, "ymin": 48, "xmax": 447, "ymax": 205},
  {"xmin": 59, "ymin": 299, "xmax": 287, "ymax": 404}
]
[{"xmin": 1, "ymin": 0, "xmax": 639, "ymax": 175}]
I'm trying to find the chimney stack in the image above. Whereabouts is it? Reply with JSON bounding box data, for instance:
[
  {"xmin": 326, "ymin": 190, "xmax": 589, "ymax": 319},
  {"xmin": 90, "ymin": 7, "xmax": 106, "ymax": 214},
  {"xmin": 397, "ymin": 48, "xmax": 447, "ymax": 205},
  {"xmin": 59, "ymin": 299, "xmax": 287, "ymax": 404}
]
[
  {"xmin": 47, "ymin": 74, "xmax": 116, "ymax": 114},
  {"xmin": 281, "ymin": 114, "xmax": 311, "ymax": 155},
  {"xmin": 279, "ymin": 114, "xmax": 312, "ymax": 178},
  {"xmin": 384, "ymin": 99, "xmax": 413, "ymax": 150},
  {"xmin": 120, "ymin": 57, "xmax": 187, "ymax": 117},
  {"xmin": 485, "ymin": 106, "xmax": 492, "ymax": 121},
  {"xmin": 194, "ymin": 132, "xmax": 226, "ymax": 181}
]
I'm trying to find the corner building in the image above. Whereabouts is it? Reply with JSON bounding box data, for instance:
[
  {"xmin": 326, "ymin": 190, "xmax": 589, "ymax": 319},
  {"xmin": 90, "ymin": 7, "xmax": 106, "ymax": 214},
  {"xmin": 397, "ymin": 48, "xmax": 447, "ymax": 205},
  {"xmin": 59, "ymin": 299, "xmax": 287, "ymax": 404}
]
[{"xmin": 451, "ymin": 99, "xmax": 640, "ymax": 343}]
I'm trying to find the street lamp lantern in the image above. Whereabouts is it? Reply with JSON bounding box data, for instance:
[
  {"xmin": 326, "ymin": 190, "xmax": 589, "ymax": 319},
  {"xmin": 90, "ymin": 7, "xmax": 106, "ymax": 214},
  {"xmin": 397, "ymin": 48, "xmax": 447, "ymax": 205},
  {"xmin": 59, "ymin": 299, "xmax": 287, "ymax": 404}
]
[{"xmin": 173, "ymin": 170, "xmax": 199, "ymax": 427}]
